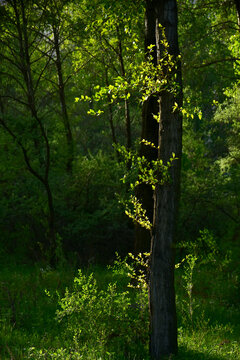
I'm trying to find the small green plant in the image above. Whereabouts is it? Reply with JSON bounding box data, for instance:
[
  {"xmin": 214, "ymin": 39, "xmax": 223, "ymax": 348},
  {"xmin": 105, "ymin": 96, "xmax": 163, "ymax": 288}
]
[
  {"xmin": 28, "ymin": 255, "xmax": 149, "ymax": 359},
  {"xmin": 181, "ymin": 253, "xmax": 198, "ymax": 325},
  {"xmin": 177, "ymin": 229, "xmax": 219, "ymax": 327},
  {"xmin": 28, "ymin": 347, "xmax": 83, "ymax": 360},
  {"xmin": 55, "ymin": 234, "xmax": 67, "ymax": 269},
  {"xmin": 127, "ymin": 252, "xmax": 149, "ymax": 290}
]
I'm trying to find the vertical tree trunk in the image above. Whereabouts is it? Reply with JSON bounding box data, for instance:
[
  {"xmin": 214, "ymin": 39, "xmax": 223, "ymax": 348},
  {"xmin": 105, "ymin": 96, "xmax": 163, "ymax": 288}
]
[
  {"xmin": 104, "ymin": 65, "xmax": 118, "ymax": 146},
  {"xmin": 140, "ymin": 0, "xmax": 182, "ymax": 358},
  {"xmin": 134, "ymin": 0, "xmax": 159, "ymax": 255},
  {"xmin": 12, "ymin": 0, "xmax": 56, "ymax": 259},
  {"xmin": 53, "ymin": 25, "xmax": 74, "ymax": 174},
  {"xmin": 149, "ymin": 92, "xmax": 181, "ymax": 358},
  {"xmin": 234, "ymin": 0, "xmax": 240, "ymax": 27},
  {"xmin": 116, "ymin": 25, "xmax": 132, "ymax": 150}
]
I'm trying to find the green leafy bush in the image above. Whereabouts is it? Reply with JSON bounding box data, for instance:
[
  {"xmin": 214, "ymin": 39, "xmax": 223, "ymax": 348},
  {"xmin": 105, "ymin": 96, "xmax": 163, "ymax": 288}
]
[{"xmin": 28, "ymin": 256, "xmax": 149, "ymax": 359}]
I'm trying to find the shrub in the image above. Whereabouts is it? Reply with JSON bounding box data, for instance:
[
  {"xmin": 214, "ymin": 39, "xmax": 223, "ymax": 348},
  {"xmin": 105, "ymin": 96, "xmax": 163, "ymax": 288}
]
[{"xmin": 27, "ymin": 256, "xmax": 149, "ymax": 359}]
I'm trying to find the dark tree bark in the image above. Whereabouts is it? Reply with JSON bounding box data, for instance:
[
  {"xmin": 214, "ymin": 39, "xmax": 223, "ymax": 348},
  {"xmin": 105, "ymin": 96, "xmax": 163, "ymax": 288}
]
[
  {"xmin": 150, "ymin": 0, "xmax": 182, "ymax": 357},
  {"xmin": 52, "ymin": 21, "xmax": 74, "ymax": 174},
  {"xmin": 134, "ymin": 0, "xmax": 159, "ymax": 255},
  {"xmin": 52, "ymin": 25, "xmax": 73, "ymax": 173},
  {"xmin": 234, "ymin": 0, "xmax": 240, "ymax": 26},
  {"xmin": 137, "ymin": 0, "xmax": 182, "ymax": 358}
]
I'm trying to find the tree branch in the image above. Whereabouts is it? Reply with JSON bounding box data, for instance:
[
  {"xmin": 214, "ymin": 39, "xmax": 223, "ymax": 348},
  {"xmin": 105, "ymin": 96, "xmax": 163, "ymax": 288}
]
[
  {"xmin": 0, "ymin": 95, "xmax": 28, "ymax": 107},
  {"xmin": 192, "ymin": 57, "xmax": 240, "ymax": 69},
  {"xmin": 0, "ymin": 71, "xmax": 26, "ymax": 93},
  {"xmin": 0, "ymin": 116, "xmax": 45, "ymax": 184}
]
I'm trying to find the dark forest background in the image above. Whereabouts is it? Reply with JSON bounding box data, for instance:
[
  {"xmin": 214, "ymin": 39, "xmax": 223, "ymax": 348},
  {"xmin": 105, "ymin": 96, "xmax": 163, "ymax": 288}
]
[{"xmin": 1, "ymin": 0, "xmax": 239, "ymax": 265}]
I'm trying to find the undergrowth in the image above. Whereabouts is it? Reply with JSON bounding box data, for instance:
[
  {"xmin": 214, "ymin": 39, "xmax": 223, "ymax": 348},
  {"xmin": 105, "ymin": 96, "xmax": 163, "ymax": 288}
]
[{"xmin": 0, "ymin": 241, "xmax": 239, "ymax": 360}]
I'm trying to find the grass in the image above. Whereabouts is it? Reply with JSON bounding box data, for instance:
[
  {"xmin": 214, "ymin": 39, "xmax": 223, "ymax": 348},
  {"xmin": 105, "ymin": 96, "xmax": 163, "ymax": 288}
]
[
  {"xmin": 0, "ymin": 262, "xmax": 76, "ymax": 359},
  {"xmin": 0, "ymin": 247, "xmax": 239, "ymax": 359}
]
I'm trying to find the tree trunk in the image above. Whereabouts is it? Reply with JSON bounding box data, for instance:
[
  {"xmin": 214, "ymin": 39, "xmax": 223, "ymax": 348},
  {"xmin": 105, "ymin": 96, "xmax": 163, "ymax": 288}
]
[
  {"xmin": 141, "ymin": 0, "xmax": 182, "ymax": 358},
  {"xmin": 7, "ymin": 0, "xmax": 57, "ymax": 260},
  {"xmin": 149, "ymin": 92, "xmax": 181, "ymax": 358},
  {"xmin": 234, "ymin": 0, "xmax": 240, "ymax": 27},
  {"xmin": 134, "ymin": 0, "xmax": 159, "ymax": 254},
  {"xmin": 116, "ymin": 25, "xmax": 132, "ymax": 150},
  {"xmin": 104, "ymin": 65, "xmax": 118, "ymax": 146},
  {"xmin": 45, "ymin": 180, "xmax": 56, "ymax": 263},
  {"xmin": 53, "ymin": 25, "xmax": 74, "ymax": 174}
]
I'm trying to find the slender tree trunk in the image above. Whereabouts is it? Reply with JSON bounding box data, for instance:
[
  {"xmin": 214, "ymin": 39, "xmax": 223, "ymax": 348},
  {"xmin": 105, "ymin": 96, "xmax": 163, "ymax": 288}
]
[
  {"xmin": 134, "ymin": 99, "xmax": 158, "ymax": 254},
  {"xmin": 138, "ymin": 0, "xmax": 182, "ymax": 358},
  {"xmin": 12, "ymin": 0, "xmax": 57, "ymax": 259},
  {"xmin": 0, "ymin": 95, "xmax": 4, "ymax": 115},
  {"xmin": 53, "ymin": 25, "xmax": 74, "ymax": 174},
  {"xmin": 104, "ymin": 66, "xmax": 118, "ymax": 145},
  {"xmin": 134, "ymin": 0, "xmax": 159, "ymax": 254},
  {"xmin": 116, "ymin": 25, "xmax": 132, "ymax": 150},
  {"xmin": 45, "ymin": 181, "xmax": 56, "ymax": 257}
]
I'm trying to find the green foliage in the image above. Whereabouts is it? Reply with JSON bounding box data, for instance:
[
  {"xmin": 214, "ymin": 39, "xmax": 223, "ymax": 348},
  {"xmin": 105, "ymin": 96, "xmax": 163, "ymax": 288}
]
[
  {"xmin": 0, "ymin": 0, "xmax": 240, "ymax": 357},
  {"xmin": 213, "ymin": 86, "xmax": 240, "ymax": 167},
  {"xmin": 54, "ymin": 152, "xmax": 131, "ymax": 262},
  {"xmin": 0, "ymin": 264, "xmax": 75, "ymax": 359},
  {"xmin": 0, "ymin": 0, "xmax": 239, "ymax": 268},
  {"xmin": 176, "ymin": 229, "xmax": 219, "ymax": 326},
  {"xmin": 78, "ymin": 26, "xmax": 180, "ymax": 121},
  {"xmin": 125, "ymin": 195, "xmax": 152, "ymax": 230},
  {"xmin": 180, "ymin": 229, "xmax": 218, "ymax": 265},
  {"xmin": 179, "ymin": 79, "xmax": 240, "ymax": 254},
  {"xmin": 127, "ymin": 252, "xmax": 149, "ymax": 291},
  {"xmin": 28, "ymin": 347, "xmax": 83, "ymax": 360},
  {"xmin": 0, "ymin": 253, "xmax": 239, "ymax": 360},
  {"xmin": 116, "ymin": 143, "xmax": 176, "ymax": 230},
  {"xmin": 178, "ymin": 0, "xmax": 236, "ymax": 123},
  {"xmin": 180, "ymin": 253, "xmax": 198, "ymax": 325},
  {"xmin": 27, "ymin": 256, "xmax": 149, "ymax": 359}
]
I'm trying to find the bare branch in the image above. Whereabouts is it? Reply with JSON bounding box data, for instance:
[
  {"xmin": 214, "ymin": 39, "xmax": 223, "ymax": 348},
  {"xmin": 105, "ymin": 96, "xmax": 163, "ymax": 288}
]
[
  {"xmin": 192, "ymin": 57, "xmax": 240, "ymax": 69},
  {"xmin": 0, "ymin": 71, "xmax": 26, "ymax": 93},
  {"xmin": 0, "ymin": 53, "xmax": 22, "ymax": 71},
  {"xmin": 0, "ymin": 116, "xmax": 45, "ymax": 184},
  {"xmin": 1, "ymin": 95, "xmax": 28, "ymax": 107},
  {"xmin": 34, "ymin": 56, "xmax": 53, "ymax": 93},
  {"xmin": 204, "ymin": 198, "xmax": 239, "ymax": 224}
]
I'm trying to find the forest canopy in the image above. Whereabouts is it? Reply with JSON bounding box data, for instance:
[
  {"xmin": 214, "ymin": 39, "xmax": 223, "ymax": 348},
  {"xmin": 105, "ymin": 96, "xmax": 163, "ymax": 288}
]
[{"xmin": 0, "ymin": 0, "xmax": 239, "ymax": 264}]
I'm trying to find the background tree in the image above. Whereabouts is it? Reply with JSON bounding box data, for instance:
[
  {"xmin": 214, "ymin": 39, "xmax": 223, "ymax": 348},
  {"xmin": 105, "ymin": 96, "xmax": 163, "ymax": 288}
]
[
  {"xmin": 0, "ymin": 0, "xmax": 57, "ymax": 261},
  {"xmin": 177, "ymin": 0, "xmax": 240, "ymax": 250},
  {"xmin": 34, "ymin": 0, "xmax": 75, "ymax": 173}
]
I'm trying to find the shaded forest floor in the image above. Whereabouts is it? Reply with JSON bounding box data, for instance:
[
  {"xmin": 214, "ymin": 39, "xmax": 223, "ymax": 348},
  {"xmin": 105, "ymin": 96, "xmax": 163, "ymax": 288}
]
[{"xmin": 0, "ymin": 243, "xmax": 239, "ymax": 360}]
